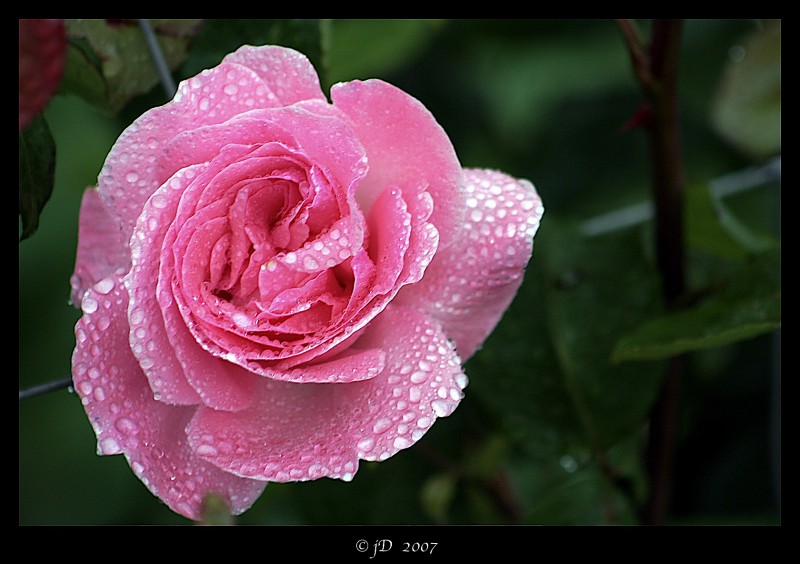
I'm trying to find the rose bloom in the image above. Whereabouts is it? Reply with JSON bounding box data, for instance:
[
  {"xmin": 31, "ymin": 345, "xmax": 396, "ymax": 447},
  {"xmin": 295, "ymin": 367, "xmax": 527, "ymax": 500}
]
[{"xmin": 70, "ymin": 45, "xmax": 543, "ymax": 519}]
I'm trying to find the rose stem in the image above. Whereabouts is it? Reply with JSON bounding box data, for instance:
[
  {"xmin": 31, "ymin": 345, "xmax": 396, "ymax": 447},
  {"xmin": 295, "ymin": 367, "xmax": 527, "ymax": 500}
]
[
  {"xmin": 618, "ymin": 18, "xmax": 686, "ymax": 526},
  {"xmin": 18, "ymin": 376, "xmax": 73, "ymax": 401},
  {"xmin": 138, "ymin": 19, "xmax": 178, "ymax": 99}
]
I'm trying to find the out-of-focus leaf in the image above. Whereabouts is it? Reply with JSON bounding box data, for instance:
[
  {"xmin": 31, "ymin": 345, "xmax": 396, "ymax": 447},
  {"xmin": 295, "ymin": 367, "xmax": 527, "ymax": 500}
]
[
  {"xmin": 464, "ymin": 435, "xmax": 509, "ymax": 481},
  {"xmin": 686, "ymin": 181, "xmax": 777, "ymax": 261},
  {"xmin": 328, "ymin": 19, "xmax": 445, "ymax": 85},
  {"xmin": 525, "ymin": 464, "xmax": 637, "ymax": 525},
  {"xmin": 19, "ymin": 115, "xmax": 56, "ymax": 241},
  {"xmin": 612, "ymin": 250, "xmax": 781, "ymax": 362},
  {"xmin": 182, "ymin": 19, "xmax": 329, "ymax": 87},
  {"xmin": 542, "ymin": 219, "xmax": 666, "ymax": 450},
  {"xmin": 711, "ymin": 20, "xmax": 781, "ymax": 159},
  {"xmin": 61, "ymin": 19, "xmax": 201, "ymax": 115},
  {"xmin": 420, "ymin": 473, "xmax": 457, "ymax": 524},
  {"xmin": 467, "ymin": 263, "xmax": 589, "ymax": 459}
]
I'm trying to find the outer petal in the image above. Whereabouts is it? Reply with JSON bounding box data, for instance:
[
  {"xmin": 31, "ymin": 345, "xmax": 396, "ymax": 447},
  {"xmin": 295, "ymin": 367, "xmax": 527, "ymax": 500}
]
[
  {"xmin": 70, "ymin": 188, "xmax": 129, "ymax": 305},
  {"xmin": 395, "ymin": 168, "xmax": 544, "ymax": 360},
  {"xmin": 222, "ymin": 45, "xmax": 326, "ymax": 106},
  {"xmin": 186, "ymin": 306, "xmax": 466, "ymax": 481},
  {"xmin": 72, "ymin": 274, "xmax": 266, "ymax": 520},
  {"xmin": 330, "ymin": 79, "xmax": 464, "ymax": 248}
]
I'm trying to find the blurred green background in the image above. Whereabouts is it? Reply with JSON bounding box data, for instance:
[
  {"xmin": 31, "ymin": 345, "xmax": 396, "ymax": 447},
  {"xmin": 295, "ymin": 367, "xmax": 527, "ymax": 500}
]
[{"xmin": 19, "ymin": 19, "xmax": 780, "ymax": 525}]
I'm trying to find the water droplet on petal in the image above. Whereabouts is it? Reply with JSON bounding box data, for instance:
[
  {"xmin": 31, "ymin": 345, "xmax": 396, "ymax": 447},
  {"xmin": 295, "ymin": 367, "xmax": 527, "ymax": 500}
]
[
  {"xmin": 372, "ymin": 418, "xmax": 392, "ymax": 434},
  {"xmin": 196, "ymin": 444, "xmax": 219, "ymax": 457},
  {"xmin": 410, "ymin": 371, "xmax": 427, "ymax": 384},
  {"xmin": 431, "ymin": 400, "xmax": 450, "ymax": 417},
  {"xmin": 357, "ymin": 437, "xmax": 375, "ymax": 452},
  {"xmin": 99, "ymin": 437, "xmax": 122, "ymax": 455},
  {"xmin": 95, "ymin": 278, "xmax": 115, "ymax": 295},
  {"xmin": 393, "ymin": 437, "xmax": 410, "ymax": 449},
  {"xmin": 115, "ymin": 417, "xmax": 139, "ymax": 435},
  {"xmin": 82, "ymin": 297, "xmax": 98, "ymax": 314}
]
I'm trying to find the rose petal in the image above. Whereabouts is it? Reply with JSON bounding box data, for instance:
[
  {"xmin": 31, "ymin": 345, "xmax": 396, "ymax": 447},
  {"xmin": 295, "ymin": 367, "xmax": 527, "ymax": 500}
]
[
  {"xmin": 186, "ymin": 305, "xmax": 466, "ymax": 481},
  {"xmin": 70, "ymin": 187, "xmax": 129, "ymax": 305},
  {"xmin": 99, "ymin": 60, "xmax": 282, "ymax": 240},
  {"xmin": 331, "ymin": 79, "xmax": 464, "ymax": 248},
  {"xmin": 126, "ymin": 166, "xmax": 204, "ymax": 406},
  {"xmin": 222, "ymin": 45, "xmax": 326, "ymax": 107},
  {"xmin": 72, "ymin": 274, "xmax": 266, "ymax": 520},
  {"xmin": 396, "ymin": 168, "xmax": 544, "ymax": 360}
]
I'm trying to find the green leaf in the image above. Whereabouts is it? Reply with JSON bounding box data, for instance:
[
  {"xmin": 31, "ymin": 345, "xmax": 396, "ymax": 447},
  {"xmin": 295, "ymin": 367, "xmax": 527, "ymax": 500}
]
[
  {"xmin": 711, "ymin": 20, "xmax": 781, "ymax": 159},
  {"xmin": 328, "ymin": 19, "xmax": 445, "ymax": 85},
  {"xmin": 182, "ymin": 19, "xmax": 330, "ymax": 87},
  {"xmin": 686, "ymin": 182, "xmax": 776, "ymax": 260},
  {"xmin": 612, "ymin": 251, "xmax": 781, "ymax": 362},
  {"xmin": 467, "ymin": 265, "xmax": 589, "ymax": 459},
  {"xmin": 525, "ymin": 463, "xmax": 637, "ymax": 525},
  {"xmin": 61, "ymin": 19, "xmax": 201, "ymax": 115},
  {"xmin": 19, "ymin": 115, "xmax": 56, "ymax": 241},
  {"xmin": 541, "ymin": 219, "xmax": 666, "ymax": 450}
]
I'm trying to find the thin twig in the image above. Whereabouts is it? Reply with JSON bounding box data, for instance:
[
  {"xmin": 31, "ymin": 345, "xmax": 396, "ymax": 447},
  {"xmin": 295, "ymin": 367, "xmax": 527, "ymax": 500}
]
[
  {"xmin": 138, "ymin": 19, "xmax": 177, "ymax": 99},
  {"xmin": 19, "ymin": 377, "xmax": 73, "ymax": 401}
]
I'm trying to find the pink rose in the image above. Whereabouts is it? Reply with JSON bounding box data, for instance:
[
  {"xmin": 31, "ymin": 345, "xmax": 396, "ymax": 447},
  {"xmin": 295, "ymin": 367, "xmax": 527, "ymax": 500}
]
[{"xmin": 70, "ymin": 45, "xmax": 543, "ymax": 520}]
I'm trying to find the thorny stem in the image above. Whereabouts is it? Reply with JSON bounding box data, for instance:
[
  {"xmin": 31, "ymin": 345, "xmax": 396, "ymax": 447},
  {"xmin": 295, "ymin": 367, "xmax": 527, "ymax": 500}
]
[{"xmin": 618, "ymin": 19, "xmax": 686, "ymax": 526}]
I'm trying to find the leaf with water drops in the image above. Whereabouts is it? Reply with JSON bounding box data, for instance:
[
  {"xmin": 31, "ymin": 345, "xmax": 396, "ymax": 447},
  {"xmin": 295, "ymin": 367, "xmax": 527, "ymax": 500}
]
[{"xmin": 61, "ymin": 19, "xmax": 202, "ymax": 115}]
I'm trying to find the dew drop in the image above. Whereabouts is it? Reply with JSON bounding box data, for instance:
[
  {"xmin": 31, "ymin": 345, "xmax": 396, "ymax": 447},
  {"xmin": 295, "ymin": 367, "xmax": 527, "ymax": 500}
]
[
  {"xmin": 393, "ymin": 437, "xmax": 410, "ymax": 449},
  {"xmin": 93, "ymin": 387, "xmax": 106, "ymax": 401},
  {"xmin": 115, "ymin": 417, "xmax": 139, "ymax": 435},
  {"xmin": 357, "ymin": 437, "xmax": 375, "ymax": 452},
  {"xmin": 153, "ymin": 194, "xmax": 169, "ymax": 209},
  {"xmin": 431, "ymin": 400, "xmax": 449, "ymax": 417},
  {"xmin": 417, "ymin": 416, "xmax": 432, "ymax": 429},
  {"xmin": 126, "ymin": 172, "xmax": 139, "ymax": 183},
  {"xmin": 82, "ymin": 297, "xmax": 99, "ymax": 314},
  {"xmin": 99, "ymin": 437, "xmax": 122, "ymax": 455},
  {"xmin": 409, "ymin": 386, "xmax": 421, "ymax": 402},
  {"xmin": 410, "ymin": 371, "xmax": 427, "ymax": 384},
  {"xmin": 196, "ymin": 444, "xmax": 219, "ymax": 457},
  {"xmin": 372, "ymin": 418, "xmax": 392, "ymax": 434},
  {"xmin": 95, "ymin": 278, "xmax": 115, "ymax": 295},
  {"xmin": 131, "ymin": 460, "xmax": 145, "ymax": 476},
  {"xmin": 78, "ymin": 381, "xmax": 93, "ymax": 396}
]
